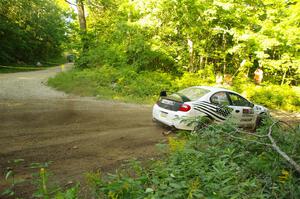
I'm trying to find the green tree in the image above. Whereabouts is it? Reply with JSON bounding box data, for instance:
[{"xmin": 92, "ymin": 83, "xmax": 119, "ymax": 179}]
[
  {"xmin": 0, "ymin": 0, "xmax": 70, "ymax": 64},
  {"xmin": 72, "ymin": 0, "xmax": 299, "ymax": 85}
]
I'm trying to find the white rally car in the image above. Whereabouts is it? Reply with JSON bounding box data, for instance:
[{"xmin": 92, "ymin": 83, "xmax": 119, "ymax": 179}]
[{"xmin": 152, "ymin": 86, "xmax": 268, "ymax": 130}]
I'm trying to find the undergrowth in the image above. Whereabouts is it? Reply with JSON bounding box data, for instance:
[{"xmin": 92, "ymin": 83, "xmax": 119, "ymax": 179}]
[
  {"xmin": 48, "ymin": 66, "xmax": 176, "ymax": 104},
  {"xmin": 83, "ymin": 119, "xmax": 300, "ymax": 199},
  {"xmin": 48, "ymin": 66, "xmax": 300, "ymax": 111},
  {"xmin": 3, "ymin": 119, "xmax": 300, "ymax": 198},
  {"xmin": 0, "ymin": 56, "xmax": 66, "ymax": 74}
]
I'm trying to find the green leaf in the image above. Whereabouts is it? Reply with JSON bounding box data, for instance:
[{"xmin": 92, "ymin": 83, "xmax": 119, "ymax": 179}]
[
  {"xmin": 5, "ymin": 170, "xmax": 13, "ymax": 180},
  {"xmin": 145, "ymin": 188, "xmax": 154, "ymax": 193}
]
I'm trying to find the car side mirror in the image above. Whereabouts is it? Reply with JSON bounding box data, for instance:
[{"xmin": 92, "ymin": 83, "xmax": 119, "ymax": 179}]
[
  {"xmin": 250, "ymin": 102, "xmax": 254, "ymax": 108},
  {"xmin": 160, "ymin": 90, "xmax": 167, "ymax": 97}
]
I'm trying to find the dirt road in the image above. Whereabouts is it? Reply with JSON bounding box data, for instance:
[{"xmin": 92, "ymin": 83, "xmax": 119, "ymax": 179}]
[{"xmin": 0, "ymin": 64, "xmax": 165, "ymax": 196}]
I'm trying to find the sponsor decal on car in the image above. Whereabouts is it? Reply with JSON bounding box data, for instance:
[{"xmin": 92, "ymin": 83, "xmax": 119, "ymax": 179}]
[
  {"xmin": 161, "ymin": 99, "xmax": 175, "ymax": 105},
  {"xmin": 193, "ymin": 101, "xmax": 233, "ymax": 121}
]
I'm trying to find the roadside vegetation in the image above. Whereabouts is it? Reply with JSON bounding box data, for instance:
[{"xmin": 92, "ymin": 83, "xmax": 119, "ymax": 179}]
[
  {"xmin": 45, "ymin": 0, "xmax": 300, "ymax": 197},
  {"xmin": 84, "ymin": 119, "xmax": 300, "ymax": 198},
  {"xmin": 49, "ymin": 67, "xmax": 300, "ymax": 111},
  {"xmin": 0, "ymin": 65, "xmax": 49, "ymax": 74},
  {"xmin": 0, "ymin": 0, "xmax": 73, "ymax": 68},
  {"xmin": 3, "ymin": 118, "xmax": 300, "ymax": 198},
  {"xmin": 48, "ymin": 0, "xmax": 299, "ymax": 112},
  {"xmin": 0, "ymin": 57, "xmax": 67, "ymax": 74},
  {"xmin": 1, "ymin": 0, "xmax": 300, "ymax": 198}
]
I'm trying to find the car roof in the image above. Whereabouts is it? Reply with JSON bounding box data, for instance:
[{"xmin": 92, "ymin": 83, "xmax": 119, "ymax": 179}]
[{"xmin": 191, "ymin": 86, "xmax": 239, "ymax": 94}]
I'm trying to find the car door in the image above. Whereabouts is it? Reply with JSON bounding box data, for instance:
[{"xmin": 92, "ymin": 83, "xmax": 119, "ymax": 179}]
[
  {"xmin": 209, "ymin": 91, "xmax": 233, "ymax": 122},
  {"xmin": 226, "ymin": 92, "xmax": 256, "ymax": 127}
]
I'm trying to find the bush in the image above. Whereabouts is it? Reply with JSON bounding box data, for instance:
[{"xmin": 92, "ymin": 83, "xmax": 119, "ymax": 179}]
[
  {"xmin": 85, "ymin": 119, "xmax": 300, "ymax": 198},
  {"xmin": 49, "ymin": 65, "xmax": 300, "ymax": 111},
  {"xmin": 233, "ymin": 84, "xmax": 300, "ymax": 112},
  {"xmin": 174, "ymin": 65, "xmax": 216, "ymax": 88},
  {"xmin": 3, "ymin": 119, "xmax": 300, "ymax": 198},
  {"xmin": 48, "ymin": 66, "xmax": 175, "ymax": 103}
]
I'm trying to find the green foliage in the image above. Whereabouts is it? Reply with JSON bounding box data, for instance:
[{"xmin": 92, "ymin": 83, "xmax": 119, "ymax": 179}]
[
  {"xmin": 232, "ymin": 83, "xmax": 300, "ymax": 111},
  {"xmin": 1, "ymin": 160, "xmax": 80, "ymax": 198},
  {"xmin": 76, "ymin": 0, "xmax": 300, "ymax": 84},
  {"xmin": 1, "ymin": 159, "xmax": 25, "ymax": 197},
  {"xmin": 55, "ymin": 184, "xmax": 80, "ymax": 199},
  {"xmin": 85, "ymin": 119, "xmax": 300, "ymax": 198},
  {"xmin": 48, "ymin": 66, "xmax": 175, "ymax": 103},
  {"xmin": 49, "ymin": 66, "xmax": 300, "ymax": 111},
  {"xmin": 2, "ymin": 121, "xmax": 300, "ymax": 198},
  {"xmin": 174, "ymin": 65, "xmax": 216, "ymax": 88},
  {"xmin": 0, "ymin": 0, "xmax": 71, "ymax": 64},
  {"xmin": 251, "ymin": 85, "xmax": 300, "ymax": 111},
  {"xmin": 0, "ymin": 58, "xmax": 66, "ymax": 73},
  {"xmin": 50, "ymin": 0, "xmax": 300, "ymax": 110}
]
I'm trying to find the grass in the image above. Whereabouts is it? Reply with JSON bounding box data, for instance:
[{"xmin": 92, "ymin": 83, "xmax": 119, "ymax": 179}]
[
  {"xmin": 48, "ymin": 66, "xmax": 300, "ymax": 112},
  {"xmin": 0, "ymin": 56, "xmax": 68, "ymax": 73},
  {"xmin": 3, "ymin": 119, "xmax": 300, "ymax": 198},
  {"xmin": 48, "ymin": 66, "xmax": 175, "ymax": 104},
  {"xmin": 94, "ymin": 119, "xmax": 300, "ymax": 199},
  {"xmin": 0, "ymin": 65, "xmax": 55, "ymax": 73},
  {"xmin": 89, "ymin": 120, "xmax": 300, "ymax": 198}
]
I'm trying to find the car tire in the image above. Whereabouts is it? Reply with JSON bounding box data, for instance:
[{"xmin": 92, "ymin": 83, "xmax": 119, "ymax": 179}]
[
  {"xmin": 192, "ymin": 116, "xmax": 213, "ymax": 133},
  {"xmin": 252, "ymin": 112, "xmax": 267, "ymax": 132}
]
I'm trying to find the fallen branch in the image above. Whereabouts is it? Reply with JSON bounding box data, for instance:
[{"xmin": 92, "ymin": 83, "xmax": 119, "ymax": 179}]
[
  {"xmin": 277, "ymin": 120, "xmax": 297, "ymax": 134},
  {"xmin": 194, "ymin": 117, "xmax": 300, "ymax": 173},
  {"xmin": 237, "ymin": 128, "xmax": 268, "ymax": 138},
  {"xmin": 227, "ymin": 133, "xmax": 271, "ymax": 147},
  {"xmin": 218, "ymin": 119, "xmax": 300, "ymax": 174},
  {"xmin": 268, "ymin": 121, "xmax": 300, "ymax": 174}
]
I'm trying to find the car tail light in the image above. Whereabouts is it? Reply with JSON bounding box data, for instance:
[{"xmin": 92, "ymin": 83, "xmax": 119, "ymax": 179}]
[
  {"xmin": 178, "ymin": 104, "xmax": 191, "ymax": 112},
  {"xmin": 243, "ymin": 109, "xmax": 253, "ymax": 114}
]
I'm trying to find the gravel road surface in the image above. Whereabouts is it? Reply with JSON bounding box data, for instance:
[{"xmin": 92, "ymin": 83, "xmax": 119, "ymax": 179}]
[{"xmin": 0, "ymin": 64, "xmax": 165, "ymax": 196}]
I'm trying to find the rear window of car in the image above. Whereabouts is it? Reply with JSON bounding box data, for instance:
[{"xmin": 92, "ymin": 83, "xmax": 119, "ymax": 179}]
[{"xmin": 175, "ymin": 87, "xmax": 210, "ymax": 101}]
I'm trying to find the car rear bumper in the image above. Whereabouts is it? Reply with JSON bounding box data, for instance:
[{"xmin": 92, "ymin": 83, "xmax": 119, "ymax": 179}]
[{"xmin": 152, "ymin": 104, "xmax": 194, "ymax": 130}]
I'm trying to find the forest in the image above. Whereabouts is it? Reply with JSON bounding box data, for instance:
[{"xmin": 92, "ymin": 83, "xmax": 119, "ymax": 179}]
[
  {"xmin": 1, "ymin": 0, "xmax": 300, "ymax": 87},
  {"xmin": 46, "ymin": 0, "xmax": 300, "ymax": 111},
  {"xmin": 0, "ymin": 0, "xmax": 73, "ymax": 64},
  {"xmin": 75, "ymin": 0, "xmax": 300, "ymax": 86}
]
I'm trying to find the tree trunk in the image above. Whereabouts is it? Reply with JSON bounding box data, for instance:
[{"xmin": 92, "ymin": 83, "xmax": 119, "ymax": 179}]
[
  {"xmin": 199, "ymin": 55, "xmax": 203, "ymax": 69},
  {"xmin": 223, "ymin": 57, "xmax": 226, "ymax": 75},
  {"xmin": 281, "ymin": 67, "xmax": 288, "ymax": 85},
  {"xmin": 128, "ymin": 0, "xmax": 132, "ymax": 22},
  {"xmin": 76, "ymin": 0, "xmax": 88, "ymax": 52},
  {"xmin": 204, "ymin": 56, "xmax": 208, "ymax": 68},
  {"xmin": 77, "ymin": 0, "xmax": 86, "ymax": 31},
  {"xmin": 222, "ymin": 32, "xmax": 227, "ymax": 74},
  {"xmin": 187, "ymin": 38, "xmax": 194, "ymax": 72}
]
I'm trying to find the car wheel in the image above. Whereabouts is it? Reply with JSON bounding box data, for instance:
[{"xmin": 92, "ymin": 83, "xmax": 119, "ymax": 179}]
[
  {"xmin": 257, "ymin": 112, "xmax": 268, "ymax": 126},
  {"xmin": 252, "ymin": 113, "xmax": 267, "ymax": 131},
  {"xmin": 192, "ymin": 116, "xmax": 213, "ymax": 133}
]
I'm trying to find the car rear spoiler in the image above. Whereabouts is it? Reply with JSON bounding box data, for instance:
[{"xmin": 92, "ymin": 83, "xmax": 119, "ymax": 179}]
[
  {"xmin": 160, "ymin": 90, "xmax": 167, "ymax": 97},
  {"xmin": 158, "ymin": 90, "xmax": 190, "ymax": 103}
]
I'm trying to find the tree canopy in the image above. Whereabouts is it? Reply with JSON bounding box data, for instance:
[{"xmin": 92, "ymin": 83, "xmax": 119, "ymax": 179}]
[
  {"xmin": 77, "ymin": 0, "xmax": 299, "ymax": 85},
  {"xmin": 0, "ymin": 0, "xmax": 71, "ymax": 64},
  {"xmin": 0, "ymin": 0, "xmax": 299, "ymax": 85}
]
